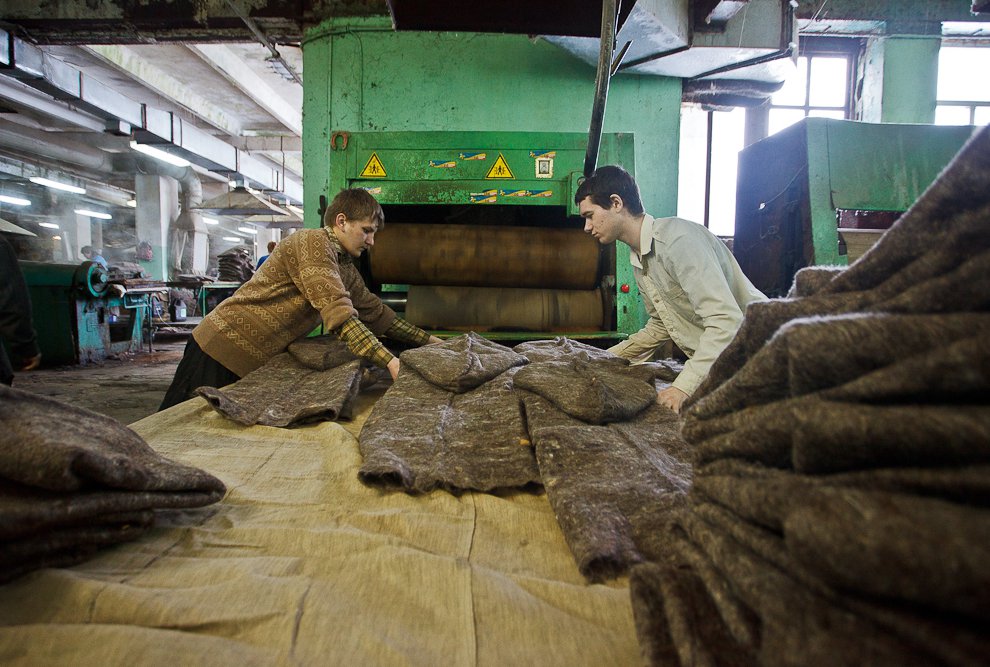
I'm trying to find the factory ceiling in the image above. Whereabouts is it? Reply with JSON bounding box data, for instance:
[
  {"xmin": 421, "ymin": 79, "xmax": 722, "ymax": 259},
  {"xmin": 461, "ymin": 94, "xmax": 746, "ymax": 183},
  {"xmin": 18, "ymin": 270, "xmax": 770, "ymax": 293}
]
[{"xmin": 0, "ymin": 0, "xmax": 987, "ymax": 233}]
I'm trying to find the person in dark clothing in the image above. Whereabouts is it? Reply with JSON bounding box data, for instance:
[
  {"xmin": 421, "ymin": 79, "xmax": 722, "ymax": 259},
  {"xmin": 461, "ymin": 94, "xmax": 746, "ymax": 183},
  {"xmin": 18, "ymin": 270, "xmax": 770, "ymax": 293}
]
[{"xmin": 0, "ymin": 235, "xmax": 41, "ymax": 385}]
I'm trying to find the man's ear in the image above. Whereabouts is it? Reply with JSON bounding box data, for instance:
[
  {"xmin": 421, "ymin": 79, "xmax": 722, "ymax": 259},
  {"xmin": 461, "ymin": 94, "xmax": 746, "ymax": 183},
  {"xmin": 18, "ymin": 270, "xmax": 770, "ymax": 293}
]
[
  {"xmin": 333, "ymin": 212, "xmax": 347, "ymax": 228},
  {"xmin": 610, "ymin": 194, "xmax": 623, "ymax": 210}
]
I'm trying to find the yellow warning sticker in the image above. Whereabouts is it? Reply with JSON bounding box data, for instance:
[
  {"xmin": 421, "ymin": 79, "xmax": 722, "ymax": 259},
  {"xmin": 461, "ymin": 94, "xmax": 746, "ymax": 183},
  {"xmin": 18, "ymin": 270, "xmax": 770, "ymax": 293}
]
[
  {"xmin": 485, "ymin": 153, "xmax": 514, "ymax": 179},
  {"xmin": 360, "ymin": 153, "xmax": 387, "ymax": 178}
]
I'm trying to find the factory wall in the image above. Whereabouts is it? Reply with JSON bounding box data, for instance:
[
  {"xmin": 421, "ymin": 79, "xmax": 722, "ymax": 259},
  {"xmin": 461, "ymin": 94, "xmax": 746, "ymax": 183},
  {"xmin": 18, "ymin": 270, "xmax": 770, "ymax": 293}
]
[{"xmin": 301, "ymin": 17, "xmax": 683, "ymax": 230}]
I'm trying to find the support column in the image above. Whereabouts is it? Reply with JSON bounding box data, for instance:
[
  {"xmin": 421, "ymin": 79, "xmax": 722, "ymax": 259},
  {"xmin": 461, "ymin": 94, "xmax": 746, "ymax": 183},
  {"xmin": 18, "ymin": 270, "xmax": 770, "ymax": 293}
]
[
  {"xmin": 135, "ymin": 174, "xmax": 178, "ymax": 280},
  {"xmin": 861, "ymin": 35, "xmax": 940, "ymax": 124}
]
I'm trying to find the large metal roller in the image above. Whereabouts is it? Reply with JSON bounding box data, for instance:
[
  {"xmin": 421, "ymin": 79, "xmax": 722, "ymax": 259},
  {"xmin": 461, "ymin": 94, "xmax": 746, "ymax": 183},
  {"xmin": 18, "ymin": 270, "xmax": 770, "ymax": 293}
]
[
  {"xmin": 371, "ymin": 223, "xmax": 600, "ymax": 290},
  {"xmin": 406, "ymin": 286, "xmax": 604, "ymax": 332}
]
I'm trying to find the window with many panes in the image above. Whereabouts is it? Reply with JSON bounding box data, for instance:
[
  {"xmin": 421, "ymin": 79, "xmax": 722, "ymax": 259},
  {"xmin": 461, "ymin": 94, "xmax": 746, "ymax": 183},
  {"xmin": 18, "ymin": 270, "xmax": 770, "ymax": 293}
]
[
  {"xmin": 934, "ymin": 44, "xmax": 990, "ymax": 126},
  {"xmin": 767, "ymin": 37, "xmax": 857, "ymax": 135}
]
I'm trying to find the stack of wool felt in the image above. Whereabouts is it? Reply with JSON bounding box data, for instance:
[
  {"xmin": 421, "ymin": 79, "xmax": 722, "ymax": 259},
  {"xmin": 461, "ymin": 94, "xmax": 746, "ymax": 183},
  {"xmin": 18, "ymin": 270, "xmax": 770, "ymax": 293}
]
[
  {"xmin": 630, "ymin": 125, "xmax": 990, "ymax": 667},
  {"xmin": 0, "ymin": 385, "xmax": 226, "ymax": 584}
]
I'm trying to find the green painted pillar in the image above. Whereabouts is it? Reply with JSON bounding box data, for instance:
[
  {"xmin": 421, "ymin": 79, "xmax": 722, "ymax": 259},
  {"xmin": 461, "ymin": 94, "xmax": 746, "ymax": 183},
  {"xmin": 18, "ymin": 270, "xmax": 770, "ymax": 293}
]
[{"xmin": 880, "ymin": 36, "xmax": 940, "ymax": 124}]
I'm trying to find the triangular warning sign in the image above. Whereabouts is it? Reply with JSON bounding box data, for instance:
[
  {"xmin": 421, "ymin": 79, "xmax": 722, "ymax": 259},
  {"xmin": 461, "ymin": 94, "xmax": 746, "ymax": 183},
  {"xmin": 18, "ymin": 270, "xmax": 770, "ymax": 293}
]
[
  {"xmin": 485, "ymin": 153, "xmax": 514, "ymax": 179},
  {"xmin": 360, "ymin": 152, "xmax": 387, "ymax": 178}
]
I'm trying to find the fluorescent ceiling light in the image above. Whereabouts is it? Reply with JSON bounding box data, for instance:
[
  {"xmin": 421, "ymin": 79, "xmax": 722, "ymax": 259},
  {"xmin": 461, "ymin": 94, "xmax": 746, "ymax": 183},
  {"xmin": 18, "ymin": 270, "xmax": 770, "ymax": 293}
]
[
  {"xmin": 74, "ymin": 209, "xmax": 113, "ymax": 220},
  {"xmin": 237, "ymin": 226, "xmax": 258, "ymax": 235},
  {"xmin": 221, "ymin": 236, "xmax": 243, "ymax": 242},
  {"xmin": 126, "ymin": 199, "xmax": 137, "ymax": 208},
  {"xmin": 203, "ymin": 217, "xmax": 220, "ymax": 225},
  {"xmin": 130, "ymin": 141, "xmax": 191, "ymax": 168},
  {"xmin": 52, "ymin": 235, "xmax": 62, "ymax": 240},
  {"xmin": 39, "ymin": 222, "xmax": 60, "ymax": 229},
  {"xmin": 29, "ymin": 176, "xmax": 86, "ymax": 195},
  {"xmin": 0, "ymin": 194, "xmax": 31, "ymax": 206}
]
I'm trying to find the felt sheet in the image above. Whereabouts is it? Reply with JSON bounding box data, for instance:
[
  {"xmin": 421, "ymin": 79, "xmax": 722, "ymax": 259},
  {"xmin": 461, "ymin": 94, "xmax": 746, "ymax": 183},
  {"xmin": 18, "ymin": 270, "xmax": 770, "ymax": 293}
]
[
  {"xmin": 196, "ymin": 337, "xmax": 366, "ymax": 427},
  {"xmin": 0, "ymin": 396, "xmax": 638, "ymax": 665}
]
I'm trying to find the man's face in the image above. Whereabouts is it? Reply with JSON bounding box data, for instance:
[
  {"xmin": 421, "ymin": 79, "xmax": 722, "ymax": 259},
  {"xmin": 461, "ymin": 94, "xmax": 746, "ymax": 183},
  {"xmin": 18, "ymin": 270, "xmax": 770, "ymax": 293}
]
[
  {"xmin": 333, "ymin": 215, "xmax": 378, "ymax": 258},
  {"xmin": 579, "ymin": 195, "xmax": 620, "ymax": 244}
]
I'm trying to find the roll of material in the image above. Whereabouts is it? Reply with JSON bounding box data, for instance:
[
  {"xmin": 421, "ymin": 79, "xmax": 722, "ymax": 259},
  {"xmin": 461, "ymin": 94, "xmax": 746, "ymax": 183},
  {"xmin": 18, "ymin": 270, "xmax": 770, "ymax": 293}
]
[
  {"xmin": 406, "ymin": 285, "xmax": 604, "ymax": 332},
  {"xmin": 370, "ymin": 223, "xmax": 600, "ymax": 290}
]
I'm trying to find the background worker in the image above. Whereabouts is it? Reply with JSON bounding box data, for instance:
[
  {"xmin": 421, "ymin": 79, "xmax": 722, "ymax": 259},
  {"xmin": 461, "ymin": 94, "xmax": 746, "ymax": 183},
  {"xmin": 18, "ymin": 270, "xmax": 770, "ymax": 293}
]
[
  {"xmin": 1, "ymin": 235, "xmax": 42, "ymax": 385},
  {"xmin": 576, "ymin": 165, "xmax": 766, "ymax": 413},
  {"xmin": 160, "ymin": 188, "xmax": 441, "ymax": 410},
  {"xmin": 80, "ymin": 245, "xmax": 109, "ymax": 270},
  {"xmin": 256, "ymin": 240, "xmax": 277, "ymax": 269}
]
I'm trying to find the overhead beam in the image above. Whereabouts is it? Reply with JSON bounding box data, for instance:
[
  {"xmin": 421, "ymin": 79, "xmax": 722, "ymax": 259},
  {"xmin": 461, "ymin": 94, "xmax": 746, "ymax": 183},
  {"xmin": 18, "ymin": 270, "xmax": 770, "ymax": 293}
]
[
  {"xmin": 188, "ymin": 44, "xmax": 302, "ymax": 136},
  {"xmin": 85, "ymin": 45, "xmax": 245, "ymax": 136}
]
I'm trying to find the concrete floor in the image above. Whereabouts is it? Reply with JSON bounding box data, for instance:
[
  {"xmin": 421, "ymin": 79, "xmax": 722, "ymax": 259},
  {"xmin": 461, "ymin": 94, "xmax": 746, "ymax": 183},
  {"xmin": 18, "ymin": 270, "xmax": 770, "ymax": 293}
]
[{"xmin": 10, "ymin": 335, "xmax": 187, "ymax": 425}]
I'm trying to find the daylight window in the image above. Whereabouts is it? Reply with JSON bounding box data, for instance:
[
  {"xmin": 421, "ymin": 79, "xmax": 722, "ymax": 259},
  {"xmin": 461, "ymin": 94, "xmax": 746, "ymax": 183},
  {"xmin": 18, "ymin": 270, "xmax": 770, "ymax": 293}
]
[{"xmin": 935, "ymin": 45, "xmax": 990, "ymax": 126}]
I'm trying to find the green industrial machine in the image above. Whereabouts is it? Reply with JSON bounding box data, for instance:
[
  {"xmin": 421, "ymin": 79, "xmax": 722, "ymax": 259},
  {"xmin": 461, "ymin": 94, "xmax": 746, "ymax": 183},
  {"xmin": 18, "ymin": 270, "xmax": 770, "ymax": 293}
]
[
  {"xmin": 735, "ymin": 118, "xmax": 976, "ymax": 296},
  {"xmin": 327, "ymin": 130, "xmax": 645, "ymax": 341},
  {"xmin": 19, "ymin": 260, "xmax": 152, "ymax": 365}
]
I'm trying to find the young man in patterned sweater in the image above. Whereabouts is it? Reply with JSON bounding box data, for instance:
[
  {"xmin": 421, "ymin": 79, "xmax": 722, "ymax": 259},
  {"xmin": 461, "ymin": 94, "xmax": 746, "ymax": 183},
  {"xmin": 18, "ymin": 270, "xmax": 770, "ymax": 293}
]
[{"xmin": 159, "ymin": 188, "xmax": 441, "ymax": 410}]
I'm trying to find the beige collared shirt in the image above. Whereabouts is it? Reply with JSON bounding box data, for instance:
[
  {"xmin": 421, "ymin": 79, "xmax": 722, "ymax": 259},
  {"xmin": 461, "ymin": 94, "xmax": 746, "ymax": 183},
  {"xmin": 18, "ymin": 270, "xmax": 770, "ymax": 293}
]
[{"xmin": 608, "ymin": 215, "xmax": 767, "ymax": 396}]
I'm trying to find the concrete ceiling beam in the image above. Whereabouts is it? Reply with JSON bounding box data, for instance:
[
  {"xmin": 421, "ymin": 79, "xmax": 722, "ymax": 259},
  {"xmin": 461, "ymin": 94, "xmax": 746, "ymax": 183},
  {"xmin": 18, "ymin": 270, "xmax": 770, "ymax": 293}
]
[
  {"xmin": 85, "ymin": 45, "xmax": 245, "ymax": 136},
  {"xmin": 188, "ymin": 44, "xmax": 302, "ymax": 136}
]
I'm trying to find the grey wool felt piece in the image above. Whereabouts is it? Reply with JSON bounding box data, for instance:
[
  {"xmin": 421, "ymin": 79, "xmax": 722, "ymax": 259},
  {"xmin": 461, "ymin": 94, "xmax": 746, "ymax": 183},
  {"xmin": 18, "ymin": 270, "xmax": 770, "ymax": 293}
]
[
  {"xmin": 358, "ymin": 365, "xmax": 538, "ymax": 493},
  {"xmin": 513, "ymin": 357, "xmax": 657, "ymax": 424},
  {"xmin": 400, "ymin": 331, "xmax": 527, "ymax": 392},
  {"xmin": 631, "ymin": 126, "xmax": 990, "ymax": 666},
  {"xmin": 524, "ymin": 394, "xmax": 691, "ymax": 581},
  {"xmin": 197, "ymin": 338, "xmax": 365, "ymax": 427},
  {"xmin": 512, "ymin": 336, "xmax": 617, "ymax": 363},
  {"xmin": 0, "ymin": 384, "xmax": 225, "ymax": 584}
]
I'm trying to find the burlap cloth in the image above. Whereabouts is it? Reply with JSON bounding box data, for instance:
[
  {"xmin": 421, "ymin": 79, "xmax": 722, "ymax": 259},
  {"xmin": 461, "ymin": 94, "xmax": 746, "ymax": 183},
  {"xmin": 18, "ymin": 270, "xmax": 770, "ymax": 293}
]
[
  {"xmin": 0, "ymin": 397, "xmax": 638, "ymax": 665},
  {"xmin": 0, "ymin": 385, "xmax": 225, "ymax": 584},
  {"xmin": 631, "ymin": 125, "xmax": 990, "ymax": 666}
]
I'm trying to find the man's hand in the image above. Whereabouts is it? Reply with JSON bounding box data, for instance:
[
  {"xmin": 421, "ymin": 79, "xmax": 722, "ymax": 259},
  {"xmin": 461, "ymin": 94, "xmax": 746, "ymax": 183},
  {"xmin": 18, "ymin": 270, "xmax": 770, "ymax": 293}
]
[
  {"xmin": 386, "ymin": 356, "xmax": 401, "ymax": 381},
  {"xmin": 657, "ymin": 386, "xmax": 689, "ymax": 413},
  {"xmin": 427, "ymin": 335, "xmax": 444, "ymax": 345},
  {"xmin": 19, "ymin": 354, "xmax": 41, "ymax": 372}
]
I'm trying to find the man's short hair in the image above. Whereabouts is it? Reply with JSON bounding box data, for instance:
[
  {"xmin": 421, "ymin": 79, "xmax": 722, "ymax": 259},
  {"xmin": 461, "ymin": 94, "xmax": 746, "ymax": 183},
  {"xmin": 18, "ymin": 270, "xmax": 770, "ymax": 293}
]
[
  {"xmin": 574, "ymin": 165, "xmax": 644, "ymax": 216},
  {"xmin": 80, "ymin": 245, "xmax": 93, "ymax": 256},
  {"xmin": 267, "ymin": 241, "xmax": 277, "ymax": 252},
  {"xmin": 322, "ymin": 188, "xmax": 385, "ymax": 228}
]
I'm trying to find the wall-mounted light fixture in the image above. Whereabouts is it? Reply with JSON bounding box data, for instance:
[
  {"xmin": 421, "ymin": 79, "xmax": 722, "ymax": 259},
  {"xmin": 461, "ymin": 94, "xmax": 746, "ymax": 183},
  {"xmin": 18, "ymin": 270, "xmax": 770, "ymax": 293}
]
[
  {"xmin": 29, "ymin": 177, "xmax": 86, "ymax": 195},
  {"xmin": 130, "ymin": 141, "xmax": 191, "ymax": 168},
  {"xmin": 126, "ymin": 199, "xmax": 137, "ymax": 208}
]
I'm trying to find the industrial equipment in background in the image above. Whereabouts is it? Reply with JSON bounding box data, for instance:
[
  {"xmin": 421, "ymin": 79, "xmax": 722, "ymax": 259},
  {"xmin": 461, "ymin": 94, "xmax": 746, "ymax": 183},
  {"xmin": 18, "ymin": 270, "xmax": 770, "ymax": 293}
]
[
  {"xmin": 734, "ymin": 118, "xmax": 977, "ymax": 296},
  {"xmin": 18, "ymin": 260, "xmax": 164, "ymax": 365},
  {"xmin": 328, "ymin": 131, "xmax": 646, "ymax": 343}
]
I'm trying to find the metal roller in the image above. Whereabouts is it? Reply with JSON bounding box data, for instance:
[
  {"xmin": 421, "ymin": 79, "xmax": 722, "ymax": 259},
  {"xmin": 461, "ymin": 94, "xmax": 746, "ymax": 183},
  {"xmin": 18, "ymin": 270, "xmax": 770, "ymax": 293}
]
[
  {"xmin": 371, "ymin": 223, "xmax": 600, "ymax": 290},
  {"xmin": 406, "ymin": 286, "xmax": 604, "ymax": 332}
]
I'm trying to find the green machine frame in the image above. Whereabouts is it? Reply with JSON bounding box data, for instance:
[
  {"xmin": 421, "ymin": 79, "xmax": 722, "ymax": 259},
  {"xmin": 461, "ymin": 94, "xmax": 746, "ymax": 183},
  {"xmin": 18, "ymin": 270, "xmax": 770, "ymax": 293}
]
[
  {"xmin": 327, "ymin": 130, "xmax": 645, "ymax": 340},
  {"xmin": 735, "ymin": 118, "xmax": 975, "ymax": 296}
]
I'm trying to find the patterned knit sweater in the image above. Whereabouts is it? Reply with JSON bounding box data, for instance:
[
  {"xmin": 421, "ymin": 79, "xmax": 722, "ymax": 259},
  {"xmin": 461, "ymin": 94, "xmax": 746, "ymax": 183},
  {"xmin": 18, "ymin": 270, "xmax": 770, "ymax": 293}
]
[{"xmin": 194, "ymin": 227, "xmax": 396, "ymax": 377}]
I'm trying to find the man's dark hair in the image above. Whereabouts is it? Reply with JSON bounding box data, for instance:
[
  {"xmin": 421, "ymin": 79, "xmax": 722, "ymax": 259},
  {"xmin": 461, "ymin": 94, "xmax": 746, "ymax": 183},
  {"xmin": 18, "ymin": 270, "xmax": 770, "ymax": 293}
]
[
  {"xmin": 322, "ymin": 188, "xmax": 385, "ymax": 228},
  {"xmin": 267, "ymin": 241, "xmax": 277, "ymax": 252},
  {"xmin": 574, "ymin": 165, "xmax": 644, "ymax": 216}
]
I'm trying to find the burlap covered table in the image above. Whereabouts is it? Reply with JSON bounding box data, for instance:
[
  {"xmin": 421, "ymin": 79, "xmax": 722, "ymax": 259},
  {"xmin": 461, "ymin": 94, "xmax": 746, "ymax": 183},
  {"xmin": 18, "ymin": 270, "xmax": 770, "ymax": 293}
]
[{"xmin": 0, "ymin": 393, "xmax": 638, "ymax": 665}]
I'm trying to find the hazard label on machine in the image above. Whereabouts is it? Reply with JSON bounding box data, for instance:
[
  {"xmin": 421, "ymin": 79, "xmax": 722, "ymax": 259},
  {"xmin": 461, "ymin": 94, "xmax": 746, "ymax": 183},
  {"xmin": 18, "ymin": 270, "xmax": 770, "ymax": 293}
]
[
  {"xmin": 360, "ymin": 153, "xmax": 387, "ymax": 178},
  {"xmin": 485, "ymin": 153, "xmax": 514, "ymax": 179}
]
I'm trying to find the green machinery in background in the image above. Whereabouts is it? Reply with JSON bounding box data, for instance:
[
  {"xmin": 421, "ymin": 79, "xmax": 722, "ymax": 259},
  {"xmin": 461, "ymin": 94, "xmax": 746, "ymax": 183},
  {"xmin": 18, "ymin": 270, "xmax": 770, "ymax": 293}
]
[
  {"xmin": 18, "ymin": 260, "xmax": 152, "ymax": 365},
  {"xmin": 327, "ymin": 130, "xmax": 645, "ymax": 342},
  {"xmin": 734, "ymin": 118, "xmax": 976, "ymax": 296}
]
